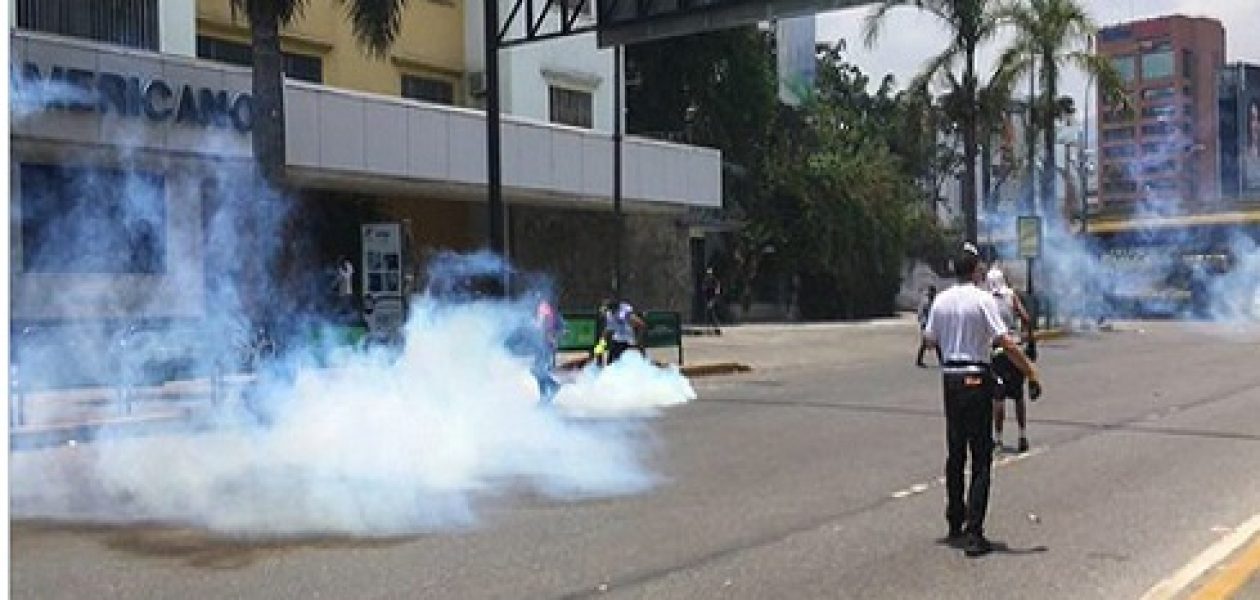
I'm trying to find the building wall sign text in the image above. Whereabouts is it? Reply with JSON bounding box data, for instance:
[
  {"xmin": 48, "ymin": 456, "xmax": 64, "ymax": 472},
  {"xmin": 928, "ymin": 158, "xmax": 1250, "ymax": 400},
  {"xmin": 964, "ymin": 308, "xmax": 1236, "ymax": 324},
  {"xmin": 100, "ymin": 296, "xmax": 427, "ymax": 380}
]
[{"xmin": 17, "ymin": 63, "xmax": 253, "ymax": 133}]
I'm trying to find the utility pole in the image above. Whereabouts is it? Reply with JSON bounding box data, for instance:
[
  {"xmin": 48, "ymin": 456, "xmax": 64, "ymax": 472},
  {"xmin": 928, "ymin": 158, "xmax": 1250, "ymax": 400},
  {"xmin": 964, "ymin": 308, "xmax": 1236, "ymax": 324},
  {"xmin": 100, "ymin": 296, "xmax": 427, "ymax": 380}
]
[
  {"xmin": 484, "ymin": 0, "xmax": 504, "ymax": 255},
  {"xmin": 613, "ymin": 45, "xmax": 624, "ymax": 298}
]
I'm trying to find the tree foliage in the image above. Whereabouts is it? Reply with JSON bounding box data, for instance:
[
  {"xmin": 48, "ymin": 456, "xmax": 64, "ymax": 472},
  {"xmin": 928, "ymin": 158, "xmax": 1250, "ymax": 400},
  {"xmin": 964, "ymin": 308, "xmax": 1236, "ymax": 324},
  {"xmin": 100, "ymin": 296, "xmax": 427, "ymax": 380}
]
[{"xmin": 629, "ymin": 34, "xmax": 954, "ymax": 319}]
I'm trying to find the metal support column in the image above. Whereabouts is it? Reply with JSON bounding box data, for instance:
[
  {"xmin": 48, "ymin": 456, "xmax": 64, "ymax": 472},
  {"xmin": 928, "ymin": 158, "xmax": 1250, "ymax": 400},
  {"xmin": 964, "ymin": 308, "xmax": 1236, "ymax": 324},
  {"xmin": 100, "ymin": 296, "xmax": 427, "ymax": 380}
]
[
  {"xmin": 613, "ymin": 45, "xmax": 624, "ymax": 297},
  {"xmin": 485, "ymin": 0, "xmax": 505, "ymax": 255}
]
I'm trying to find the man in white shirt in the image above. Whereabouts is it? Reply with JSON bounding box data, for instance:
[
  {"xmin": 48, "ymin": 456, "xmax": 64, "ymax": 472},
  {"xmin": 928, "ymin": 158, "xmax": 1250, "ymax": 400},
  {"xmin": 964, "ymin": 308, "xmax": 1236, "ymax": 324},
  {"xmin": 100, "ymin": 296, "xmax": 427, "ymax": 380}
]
[{"xmin": 923, "ymin": 245, "xmax": 1042, "ymax": 557}]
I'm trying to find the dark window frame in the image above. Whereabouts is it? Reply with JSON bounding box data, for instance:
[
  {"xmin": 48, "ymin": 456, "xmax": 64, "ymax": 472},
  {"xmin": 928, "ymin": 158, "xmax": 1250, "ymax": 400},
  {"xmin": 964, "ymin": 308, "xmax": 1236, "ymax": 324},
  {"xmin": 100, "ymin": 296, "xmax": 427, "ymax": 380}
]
[
  {"xmin": 17, "ymin": 0, "xmax": 159, "ymax": 50},
  {"xmin": 548, "ymin": 85, "xmax": 594, "ymax": 129},
  {"xmin": 401, "ymin": 74, "xmax": 456, "ymax": 105},
  {"xmin": 196, "ymin": 36, "xmax": 324, "ymax": 84}
]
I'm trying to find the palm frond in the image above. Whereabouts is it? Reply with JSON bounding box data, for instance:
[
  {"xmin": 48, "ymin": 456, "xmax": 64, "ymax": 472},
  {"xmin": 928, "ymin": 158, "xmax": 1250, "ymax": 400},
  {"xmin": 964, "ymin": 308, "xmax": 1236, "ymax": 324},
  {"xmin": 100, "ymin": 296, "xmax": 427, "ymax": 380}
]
[{"xmin": 340, "ymin": 0, "xmax": 408, "ymax": 56}]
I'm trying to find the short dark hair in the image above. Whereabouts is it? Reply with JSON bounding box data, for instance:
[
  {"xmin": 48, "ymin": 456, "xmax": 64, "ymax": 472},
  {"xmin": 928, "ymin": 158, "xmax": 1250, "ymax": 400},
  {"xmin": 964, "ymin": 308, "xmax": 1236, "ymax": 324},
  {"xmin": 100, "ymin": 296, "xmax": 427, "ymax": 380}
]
[{"xmin": 955, "ymin": 250, "xmax": 981, "ymax": 280}]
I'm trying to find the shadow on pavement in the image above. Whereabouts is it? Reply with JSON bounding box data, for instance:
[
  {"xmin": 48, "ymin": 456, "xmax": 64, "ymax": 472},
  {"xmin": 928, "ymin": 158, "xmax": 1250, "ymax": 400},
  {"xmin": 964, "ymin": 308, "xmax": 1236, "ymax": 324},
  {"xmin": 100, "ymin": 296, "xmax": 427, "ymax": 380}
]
[{"xmin": 12, "ymin": 519, "xmax": 418, "ymax": 570}]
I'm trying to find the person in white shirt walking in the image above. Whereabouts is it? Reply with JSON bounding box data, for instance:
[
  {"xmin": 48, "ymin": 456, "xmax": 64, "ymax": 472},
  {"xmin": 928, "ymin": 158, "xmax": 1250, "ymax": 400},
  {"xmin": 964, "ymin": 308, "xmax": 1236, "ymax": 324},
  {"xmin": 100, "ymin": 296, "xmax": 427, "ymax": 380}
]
[{"xmin": 923, "ymin": 245, "xmax": 1042, "ymax": 557}]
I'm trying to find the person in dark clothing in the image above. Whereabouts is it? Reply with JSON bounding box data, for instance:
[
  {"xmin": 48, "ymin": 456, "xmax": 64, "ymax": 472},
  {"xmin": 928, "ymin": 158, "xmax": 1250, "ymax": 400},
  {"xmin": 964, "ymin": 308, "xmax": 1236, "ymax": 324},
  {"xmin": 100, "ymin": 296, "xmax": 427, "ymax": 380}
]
[
  {"xmin": 702, "ymin": 268, "xmax": 722, "ymax": 334},
  {"xmin": 922, "ymin": 245, "xmax": 1042, "ymax": 557}
]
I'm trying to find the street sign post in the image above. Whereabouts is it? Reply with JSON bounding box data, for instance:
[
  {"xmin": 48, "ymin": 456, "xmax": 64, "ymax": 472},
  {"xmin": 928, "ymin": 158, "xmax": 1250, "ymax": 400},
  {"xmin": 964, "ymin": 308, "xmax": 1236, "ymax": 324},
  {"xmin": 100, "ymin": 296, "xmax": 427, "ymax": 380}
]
[
  {"xmin": 1017, "ymin": 216, "xmax": 1042, "ymax": 259},
  {"xmin": 1017, "ymin": 215, "xmax": 1042, "ymax": 341}
]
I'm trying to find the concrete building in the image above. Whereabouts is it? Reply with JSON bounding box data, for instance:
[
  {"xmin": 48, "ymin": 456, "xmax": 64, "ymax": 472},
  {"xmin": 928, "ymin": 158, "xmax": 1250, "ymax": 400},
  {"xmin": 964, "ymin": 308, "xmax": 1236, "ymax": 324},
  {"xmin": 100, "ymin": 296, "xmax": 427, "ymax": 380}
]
[
  {"xmin": 10, "ymin": 0, "xmax": 721, "ymax": 329},
  {"xmin": 1095, "ymin": 15, "xmax": 1225, "ymax": 213}
]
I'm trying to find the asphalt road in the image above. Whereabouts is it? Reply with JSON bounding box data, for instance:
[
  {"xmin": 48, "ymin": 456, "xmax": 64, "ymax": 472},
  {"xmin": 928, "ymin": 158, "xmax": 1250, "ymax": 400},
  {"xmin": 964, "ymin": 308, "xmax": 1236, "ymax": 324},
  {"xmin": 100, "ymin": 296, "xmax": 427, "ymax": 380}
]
[{"xmin": 11, "ymin": 320, "xmax": 1260, "ymax": 599}]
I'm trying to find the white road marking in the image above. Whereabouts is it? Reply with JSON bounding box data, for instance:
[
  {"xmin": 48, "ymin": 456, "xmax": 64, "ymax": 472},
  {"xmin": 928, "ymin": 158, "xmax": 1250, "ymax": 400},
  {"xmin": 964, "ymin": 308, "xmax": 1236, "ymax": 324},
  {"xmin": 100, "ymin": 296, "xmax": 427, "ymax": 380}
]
[{"xmin": 1140, "ymin": 513, "xmax": 1260, "ymax": 600}]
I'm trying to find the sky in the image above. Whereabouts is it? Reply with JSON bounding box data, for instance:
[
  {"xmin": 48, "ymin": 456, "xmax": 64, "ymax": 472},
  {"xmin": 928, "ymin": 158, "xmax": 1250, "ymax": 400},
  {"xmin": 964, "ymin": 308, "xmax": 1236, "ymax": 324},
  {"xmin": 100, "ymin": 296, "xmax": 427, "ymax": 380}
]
[{"xmin": 814, "ymin": 0, "xmax": 1260, "ymax": 135}]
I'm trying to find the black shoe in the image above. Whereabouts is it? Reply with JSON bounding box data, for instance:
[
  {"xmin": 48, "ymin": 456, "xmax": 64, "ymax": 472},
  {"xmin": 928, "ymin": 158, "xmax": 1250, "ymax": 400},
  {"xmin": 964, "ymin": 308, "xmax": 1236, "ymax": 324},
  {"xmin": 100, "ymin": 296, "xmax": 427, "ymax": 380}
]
[
  {"xmin": 916, "ymin": 362, "xmax": 926, "ymax": 368},
  {"xmin": 1017, "ymin": 436, "xmax": 1030, "ymax": 453},
  {"xmin": 942, "ymin": 527, "xmax": 966, "ymax": 548},
  {"xmin": 964, "ymin": 532, "xmax": 993, "ymax": 557}
]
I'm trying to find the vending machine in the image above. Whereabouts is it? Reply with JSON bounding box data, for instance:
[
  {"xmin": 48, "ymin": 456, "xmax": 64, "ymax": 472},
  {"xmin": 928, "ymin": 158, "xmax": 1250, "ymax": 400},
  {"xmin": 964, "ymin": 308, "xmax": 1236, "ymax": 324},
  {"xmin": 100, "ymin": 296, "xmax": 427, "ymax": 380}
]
[{"xmin": 360, "ymin": 223, "xmax": 406, "ymax": 336}]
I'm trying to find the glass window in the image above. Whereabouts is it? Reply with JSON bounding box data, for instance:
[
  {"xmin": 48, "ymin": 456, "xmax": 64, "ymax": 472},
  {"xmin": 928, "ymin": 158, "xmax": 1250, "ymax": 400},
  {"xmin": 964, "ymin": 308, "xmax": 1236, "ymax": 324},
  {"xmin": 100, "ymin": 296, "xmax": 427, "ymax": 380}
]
[
  {"xmin": 196, "ymin": 36, "xmax": 323, "ymax": 83},
  {"xmin": 1142, "ymin": 51, "xmax": 1175, "ymax": 80},
  {"xmin": 1145, "ymin": 179, "xmax": 1179, "ymax": 191},
  {"xmin": 1103, "ymin": 145, "xmax": 1137, "ymax": 159},
  {"xmin": 401, "ymin": 74, "xmax": 455, "ymax": 105},
  {"xmin": 1110, "ymin": 55, "xmax": 1137, "ymax": 84},
  {"xmin": 1142, "ymin": 122, "xmax": 1176, "ymax": 136},
  {"xmin": 548, "ymin": 86, "xmax": 593, "ymax": 128},
  {"xmin": 1103, "ymin": 180, "xmax": 1138, "ymax": 194},
  {"xmin": 17, "ymin": 0, "xmax": 158, "ymax": 50},
  {"xmin": 1142, "ymin": 105, "xmax": 1177, "ymax": 119},
  {"xmin": 1102, "ymin": 106, "xmax": 1136, "ymax": 123},
  {"xmin": 1103, "ymin": 127, "xmax": 1136, "ymax": 142},
  {"xmin": 1141, "ymin": 86, "xmax": 1176, "ymax": 102},
  {"xmin": 1143, "ymin": 159, "xmax": 1177, "ymax": 175},
  {"xmin": 19, "ymin": 163, "xmax": 166, "ymax": 274}
]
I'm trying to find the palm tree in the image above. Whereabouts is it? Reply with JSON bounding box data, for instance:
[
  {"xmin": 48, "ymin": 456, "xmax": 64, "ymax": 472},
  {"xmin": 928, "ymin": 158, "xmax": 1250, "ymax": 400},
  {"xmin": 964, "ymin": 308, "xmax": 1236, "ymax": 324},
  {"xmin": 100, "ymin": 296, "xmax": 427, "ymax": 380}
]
[
  {"xmin": 993, "ymin": 0, "xmax": 1125, "ymax": 218},
  {"xmin": 864, "ymin": 0, "xmax": 1005, "ymax": 244},
  {"xmin": 233, "ymin": 0, "xmax": 409, "ymax": 185}
]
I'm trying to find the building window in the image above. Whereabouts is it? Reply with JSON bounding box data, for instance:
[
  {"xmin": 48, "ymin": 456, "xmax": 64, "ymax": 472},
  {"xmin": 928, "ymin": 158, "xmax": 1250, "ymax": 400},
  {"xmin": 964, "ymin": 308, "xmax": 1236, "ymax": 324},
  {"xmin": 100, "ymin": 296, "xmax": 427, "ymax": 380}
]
[
  {"xmin": 1103, "ymin": 145, "xmax": 1136, "ymax": 159},
  {"xmin": 1142, "ymin": 141, "xmax": 1176, "ymax": 155},
  {"xmin": 1142, "ymin": 122, "xmax": 1177, "ymax": 136},
  {"xmin": 1143, "ymin": 159, "xmax": 1177, "ymax": 175},
  {"xmin": 1141, "ymin": 86, "xmax": 1176, "ymax": 102},
  {"xmin": 1183, "ymin": 50, "xmax": 1194, "ymax": 79},
  {"xmin": 196, "ymin": 36, "xmax": 324, "ymax": 84},
  {"xmin": 1141, "ymin": 105, "xmax": 1177, "ymax": 120},
  {"xmin": 1103, "ymin": 180, "xmax": 1138, "ymax": 194},
  {"xmin": 401, "ymin": 74, "xmax": 455, "ymax": 105},
  {"xmin": 1145, "ymin": 179, "xmax": 1179, "ymax": 192},
  {"xmin": 1141, "ymin": 50, "xmax": 1175, "ymax": 80},
  {"xmin": 19, "ymin": 163, "xmax": 166, "ymax": 274},
  {"xmin": 17, "ymin": 0, "xmax": 159, "ymax": 50},
  {"xmin": 1102, "ymin": 127, "xmax": 1136, "ymax": 142},
  {"xmin": 1110, "ymin": 55, "xmax": 1137, "ymax": 84},
  {"xmin": 1102, "ymin": 107, "xmax": 1133, "ymax": 124},
  {"xmin": 549, "ymin": 86, "xmax": 593, "ymax": 128}
]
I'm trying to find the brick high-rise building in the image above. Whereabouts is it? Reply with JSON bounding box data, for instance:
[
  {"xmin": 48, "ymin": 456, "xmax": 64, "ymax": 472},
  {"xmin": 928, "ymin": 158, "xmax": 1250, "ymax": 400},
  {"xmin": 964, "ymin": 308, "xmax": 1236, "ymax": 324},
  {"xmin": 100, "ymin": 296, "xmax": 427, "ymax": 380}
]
[{"xmin": 1096, "ymin": 15, "xmax": 1225, "ymax": 213}]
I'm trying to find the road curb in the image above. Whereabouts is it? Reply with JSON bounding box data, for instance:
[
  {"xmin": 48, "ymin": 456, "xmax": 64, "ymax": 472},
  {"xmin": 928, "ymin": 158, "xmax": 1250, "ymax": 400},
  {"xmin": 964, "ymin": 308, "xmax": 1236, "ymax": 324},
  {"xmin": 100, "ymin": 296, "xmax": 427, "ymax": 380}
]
[
  {"xmin": 1037, "ymin": 328, "xmax": 1069, "ymax": 341},
  {"xmin": 680, "ymin": 362, "xmax": 753, "ymax": 377}
]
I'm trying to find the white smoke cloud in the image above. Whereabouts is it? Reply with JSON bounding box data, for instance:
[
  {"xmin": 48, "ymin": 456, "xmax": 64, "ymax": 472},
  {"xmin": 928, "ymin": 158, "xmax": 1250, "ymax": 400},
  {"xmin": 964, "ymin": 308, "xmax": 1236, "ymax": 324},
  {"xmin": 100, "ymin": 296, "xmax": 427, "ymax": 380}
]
[{"xmin": 10, "ymin": 74, "xmax": 695, "ymax": 537}]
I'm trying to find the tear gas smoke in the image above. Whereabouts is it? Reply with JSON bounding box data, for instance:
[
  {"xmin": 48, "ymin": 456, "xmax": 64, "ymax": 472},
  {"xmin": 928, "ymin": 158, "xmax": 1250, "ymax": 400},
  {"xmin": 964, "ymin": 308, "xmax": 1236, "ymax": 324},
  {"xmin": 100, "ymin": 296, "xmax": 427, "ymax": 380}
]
[
  {"xmin": 10, "ymin": 82, "xmax": 695, "ymax": 536},
  {"xmin": 981, "ymin": 127, "xmax": 1260, "ymax": 326}
]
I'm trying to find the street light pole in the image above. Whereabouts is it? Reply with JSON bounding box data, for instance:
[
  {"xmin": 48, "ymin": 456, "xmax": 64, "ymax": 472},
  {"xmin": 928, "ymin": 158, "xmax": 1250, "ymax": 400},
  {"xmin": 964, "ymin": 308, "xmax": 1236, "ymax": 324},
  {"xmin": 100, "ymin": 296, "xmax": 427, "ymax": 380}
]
[
  {"xmin": 613, "ymin": 45, "xmax": 624, "ymax": 298},
  {"xmin": 484, "ymin": 0, "xmax": 504, "ymax": 255}
]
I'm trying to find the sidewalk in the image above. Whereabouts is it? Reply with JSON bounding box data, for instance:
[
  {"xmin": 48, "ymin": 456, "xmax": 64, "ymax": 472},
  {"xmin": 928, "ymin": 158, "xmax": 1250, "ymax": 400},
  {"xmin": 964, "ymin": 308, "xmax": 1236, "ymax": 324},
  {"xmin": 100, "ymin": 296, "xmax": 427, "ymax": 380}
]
[{"xmin": 10, "ymin": 315, "xmax": 1077, "ymax": 448}]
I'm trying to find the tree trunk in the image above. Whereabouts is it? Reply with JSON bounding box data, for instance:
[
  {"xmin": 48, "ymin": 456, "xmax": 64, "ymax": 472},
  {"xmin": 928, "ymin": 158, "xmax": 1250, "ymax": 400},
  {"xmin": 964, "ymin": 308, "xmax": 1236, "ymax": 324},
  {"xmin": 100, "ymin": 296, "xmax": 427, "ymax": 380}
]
[
  {"xmin": 250, "ymin": 1, "xmax": 286, "ymax": 187},
  {"xmin": 1040, "ymin": 58, "xmax": 1057, "ymax": 219},
  {"xmin": 962, "ymin": 44, "xmax": 979, "ymax": 244}
]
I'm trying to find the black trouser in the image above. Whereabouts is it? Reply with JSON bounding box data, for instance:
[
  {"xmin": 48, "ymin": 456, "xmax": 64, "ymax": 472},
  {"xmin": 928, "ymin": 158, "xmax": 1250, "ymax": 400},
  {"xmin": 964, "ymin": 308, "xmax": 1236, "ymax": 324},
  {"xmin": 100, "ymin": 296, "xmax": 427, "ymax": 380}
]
[
  {"xmin": 608, "ymin": 340, "xmax": 633, "ymax": 364},
  {"xmin": 942, "ymin": 365, "xmax": 996, "ymax": 535}
]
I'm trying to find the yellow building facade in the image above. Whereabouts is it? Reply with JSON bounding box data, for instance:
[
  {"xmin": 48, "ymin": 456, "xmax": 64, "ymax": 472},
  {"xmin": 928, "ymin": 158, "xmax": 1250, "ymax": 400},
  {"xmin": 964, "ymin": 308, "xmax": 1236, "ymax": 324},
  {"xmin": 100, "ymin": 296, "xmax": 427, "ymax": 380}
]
[{"xmin": 195, "ymin": 0, "xmax": 465, "ymax": 102}]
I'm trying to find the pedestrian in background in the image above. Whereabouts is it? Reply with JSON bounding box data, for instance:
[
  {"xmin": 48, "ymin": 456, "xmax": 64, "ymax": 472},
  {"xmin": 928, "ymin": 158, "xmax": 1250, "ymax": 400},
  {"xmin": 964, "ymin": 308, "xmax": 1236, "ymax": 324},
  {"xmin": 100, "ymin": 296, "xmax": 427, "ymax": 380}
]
[
  {"xmin": 916, "ymin": 285, "xmax": 942, "ymax": 367},
  {"xmin": 702, "ymin": 267, "xmax": 723, "ymax": 334},
  {"xmin": 603, "ymin": 297, "xmax": 645, "ymax": 364},
  {"xmin": 987, "ymin": 267, "xmax": 1034, "ymax": 453},
  {"xmin": 923, "ymin": 245, "xmax": 1042, "ymax": 557}
]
